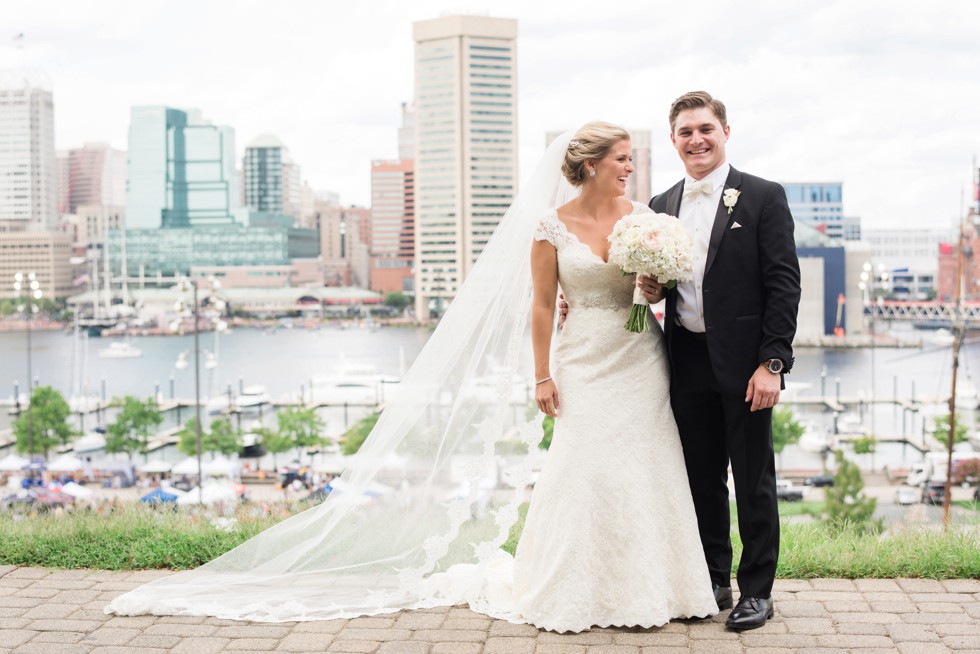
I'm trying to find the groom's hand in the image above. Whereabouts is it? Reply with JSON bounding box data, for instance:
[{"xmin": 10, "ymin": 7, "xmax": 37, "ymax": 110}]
[
  {"xmin": 745, "ymin": 366, "xmax": 780, "ymax": 412},
  {"xmin": 636, "ymin": 275, "xmax": 665, "ymax": 304},
  {"xmin": 557, "ymin": 293, "xmax": 568, "ymax": 330}
]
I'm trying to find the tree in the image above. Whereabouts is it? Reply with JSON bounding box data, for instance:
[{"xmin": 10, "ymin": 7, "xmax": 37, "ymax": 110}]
[
  {"xmin": 176, "ymin": 417, "xmax": 240, "ymax": 458},
  {"xmin": 772, "ymin": 407, "xmax": 804, "ymax": 468},
  {"xmin": 384, "ymin": 292, "xmax": 411, "ymax": 311},
  {"xmin": 932, "ymin": 414, "xmax": 969, "ymax": 446},
  {"xmin": 0, "ymin": 298, "xmax": 15, "ymax": 316},
  {"xmin": 253, "ymin": 426, "xmax": 294, "ymax": 471},
  {"xmin": 952, "ymin": 458, "xmax": 980, "ymax": 486},
  {"xmin": 206, "ymin": 418, "xmax": 241, "ymax": 456},
  {"xmin": 176, "ymin": 418, "xmax": 205, "ymax": 458},
  {"xmin": 13, "ymin": 386, "xmax": 76, "ymax": 458},
  {"xmin": 850, "ymin": 435, "xmax": 877, "ymax": 455},
  {"xmin": 825, "ymin": 450, "xmax": 880, "ymax": 533},
  {"xmin": 772, "ymin": 407, "xmax": 804, "ymax": 453},
  {"xmin": 277, "ymin": 407, "xmax": 326, "ymax": 462},
  {"xmin": 105, "ymin": 395, "xmax": 163, "ymax": 460},
  {"xmin": 340, "ymin": 412, "xmax": 379, "ymax": 456}
]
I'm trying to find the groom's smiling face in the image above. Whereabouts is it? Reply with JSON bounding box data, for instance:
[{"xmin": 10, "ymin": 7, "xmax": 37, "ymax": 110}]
[{"xmin": 671, "ymin": 107, "xmax": 730, "ymax": 180}]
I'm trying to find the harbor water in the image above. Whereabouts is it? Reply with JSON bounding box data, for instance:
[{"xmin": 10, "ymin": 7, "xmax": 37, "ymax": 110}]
[{"xmin": 1, "ymin": 324, "xmax": 977, "ymax": 473}]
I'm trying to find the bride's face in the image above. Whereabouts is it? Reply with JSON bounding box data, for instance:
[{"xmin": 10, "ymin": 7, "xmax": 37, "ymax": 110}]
[{"xmin": 590, "ymin": 139, "xmax": 633, "ymax": 195}]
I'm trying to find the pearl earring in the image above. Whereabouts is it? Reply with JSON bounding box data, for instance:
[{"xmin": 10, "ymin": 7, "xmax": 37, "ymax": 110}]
[{"xmin": 589, "ymin": 168, "xmax": 596, "ymax": 178}]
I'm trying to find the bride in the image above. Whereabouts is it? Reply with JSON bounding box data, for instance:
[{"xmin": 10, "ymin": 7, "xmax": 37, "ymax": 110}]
[{"xmin": 106, "ymin": 122, "xmax": 717, "ymax": 632}]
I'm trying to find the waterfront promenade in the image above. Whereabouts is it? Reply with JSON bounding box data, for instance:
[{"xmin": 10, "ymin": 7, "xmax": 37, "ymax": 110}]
[{"xmin": 0, "ymin": 566, "xmax": 977, "ymax": 653}]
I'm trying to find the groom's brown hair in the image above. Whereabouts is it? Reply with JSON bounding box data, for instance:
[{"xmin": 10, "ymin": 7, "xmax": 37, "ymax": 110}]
[{"xmin": 669, "ymin": 91, "xmax": 728, "ymax": 132}]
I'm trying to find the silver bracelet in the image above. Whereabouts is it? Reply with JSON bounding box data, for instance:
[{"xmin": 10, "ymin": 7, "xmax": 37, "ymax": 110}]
[{"xmin": 535, "ymin": 376, "xmax": 552, "ymax": 385}]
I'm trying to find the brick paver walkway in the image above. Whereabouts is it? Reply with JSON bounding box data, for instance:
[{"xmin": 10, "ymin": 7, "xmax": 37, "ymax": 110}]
[{"xmin": 0, "ymin": 566, "xmax": 977, "ymax": 653}]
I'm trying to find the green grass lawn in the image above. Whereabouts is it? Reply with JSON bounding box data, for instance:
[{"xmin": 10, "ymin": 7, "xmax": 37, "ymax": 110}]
[{"xmin": 2, "ymin": 501, "xmax": 978, "ymax": 578}]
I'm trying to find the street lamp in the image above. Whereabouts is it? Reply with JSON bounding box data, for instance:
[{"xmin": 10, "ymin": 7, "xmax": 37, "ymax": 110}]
[
  {"xmin": 12, "ymin": 272, "xmax": 42, "ymax": 458},
  {"xmin": 174, "ymin": 276, "xmax": 223, "ymax": 493},
  {"xmin": 175, "ymin": 278, "xmax": 204, "ymax": 492},
  {"xmin": 859, "ymin": 261, "xmax": 891, "ymax": 473}
]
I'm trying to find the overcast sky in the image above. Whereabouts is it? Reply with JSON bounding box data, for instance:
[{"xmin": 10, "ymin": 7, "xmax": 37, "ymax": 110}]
[{"xmin": 4, "ymin": 0, "xmax": 979, "ymax": 230}]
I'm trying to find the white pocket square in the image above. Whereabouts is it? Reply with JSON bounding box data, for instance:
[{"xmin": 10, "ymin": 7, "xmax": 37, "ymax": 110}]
[{"xmin": 730, "ymin": 221, "xmax": 742, "ymax": 230}]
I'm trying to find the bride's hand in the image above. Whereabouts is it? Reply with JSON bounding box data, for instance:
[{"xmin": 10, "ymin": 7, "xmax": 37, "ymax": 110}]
[{"xmin": 536, "ymin": 380, "xmax": 560, "ymax": 418}]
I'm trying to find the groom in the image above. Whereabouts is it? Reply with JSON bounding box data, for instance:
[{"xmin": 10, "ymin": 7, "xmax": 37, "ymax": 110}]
[{"xmin": 638, "ymin": 91, "xmax": 801, "ymax": 630}]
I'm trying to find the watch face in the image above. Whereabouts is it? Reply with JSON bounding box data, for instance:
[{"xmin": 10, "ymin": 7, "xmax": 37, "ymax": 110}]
[{"xmin": 768, "ymin": 359, "xmax": 783, "ymax": 374}]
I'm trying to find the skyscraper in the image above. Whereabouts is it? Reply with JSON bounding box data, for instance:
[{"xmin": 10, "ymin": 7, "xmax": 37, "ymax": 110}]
[
  {"xmin": 628, "ymin": 129, "xmax": 652, "ymax": 204},
  {"xmin": 781, "ymin": 182, "xmax": 845, "ymax": 239},
  {"xmin": 65, "ymin": 142, "xmax": 127, "ymax": 213},
  {"xmin": 370, "ymin": 103, "xmax": 415, "ymax": 294},
  {"xmin": 243, "ymin": 134, "xmax": 302, "ymax": 218},
  {"xmin": 370, "ymin": 159, "xmax": 414, "ymax": 294},
  {"xmin": 412, "ymin": 15, "xmax": 518, "ymax": 319},
  {"xmin": 0, "ymin": 70, "xmax": 56, "ymax": 229},
  {"xmin": 126, "ymin": 106, "xmax": 241, "ymax": 230}
]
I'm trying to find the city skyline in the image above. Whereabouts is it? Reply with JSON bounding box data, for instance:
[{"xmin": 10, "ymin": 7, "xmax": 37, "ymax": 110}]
[{"xmin": 3, "ymin": 0, "xmax": 980, "ymax": 230}]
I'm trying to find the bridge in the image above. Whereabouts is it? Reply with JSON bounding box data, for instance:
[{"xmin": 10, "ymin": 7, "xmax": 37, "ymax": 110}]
[{"xmin": 866, "ymin": 300, "xmax": 980, "ymax": 323}]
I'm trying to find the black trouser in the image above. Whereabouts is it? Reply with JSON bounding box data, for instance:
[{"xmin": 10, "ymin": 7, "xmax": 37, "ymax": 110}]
[{"xmin": 669, "ymin": 325, "xmax": 779, "ymax": 598}]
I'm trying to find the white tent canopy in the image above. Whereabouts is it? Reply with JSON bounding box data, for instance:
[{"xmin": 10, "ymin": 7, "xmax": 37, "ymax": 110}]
[
  {"xmin": 171, "ymin": 455, "xmax": 240, "ymax": 478},
  {"xmin": 176, "ymin": 481, "xmax": 239, "ymax": 508},
  {"xmin": 48, "ymin": 453, "xmax": 85, "ymax": 472},
  {"xmin": 0, "ymin": 454, "xmax": 29, "ymax": 471},
  {"xmin": 138, "ymin": 460, "xmax": 175, "ymax": 474}
]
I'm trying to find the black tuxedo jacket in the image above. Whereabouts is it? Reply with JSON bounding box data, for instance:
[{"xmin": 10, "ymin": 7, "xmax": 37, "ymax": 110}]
[{"xmin": 650, "ymin": 166, "xmax": 801, "ymax": 397}]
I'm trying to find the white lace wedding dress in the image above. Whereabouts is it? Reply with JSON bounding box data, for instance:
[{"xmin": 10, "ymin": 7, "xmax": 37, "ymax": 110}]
[
  {"xmin": 509, "ymin": 202, "xmax": 718, "ymax": 631},
  {"xmin": 105, "ymin": 141, "xmax": 715, "ymax": 631}
]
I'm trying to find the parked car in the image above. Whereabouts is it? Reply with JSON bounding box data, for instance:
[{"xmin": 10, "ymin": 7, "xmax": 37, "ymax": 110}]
[
  {"xmin": 803, "ymin": 474, "xmax": 835, "ymax": 487},
  {"xmin": 921, "ymin": 481, "xmax": 946, "ymax": 505},
  {"xmin": 895, "ymin": 487, "xmax": 919, "ymax": 506},
  {"xmin": 776, "ymin": 479, "xmax": 804, "ymax": 502}
]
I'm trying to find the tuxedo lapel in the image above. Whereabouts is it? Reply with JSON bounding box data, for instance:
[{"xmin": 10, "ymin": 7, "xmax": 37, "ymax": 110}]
[
  {"xmin": 667, "ymin": 181, "xmax": 683, "ymax": 218},
  {"xmin": 703, "ymin": 166, "xmax": 742, "ymax": 279}
]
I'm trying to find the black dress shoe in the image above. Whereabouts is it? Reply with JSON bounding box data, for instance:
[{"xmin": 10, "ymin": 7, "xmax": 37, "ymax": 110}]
[
  {"xmin": 725, "ymin": 595, "xmax": 774, "ymax": 630},
  {"xmin": 713, "ymin": 584, "xmax": 733, "ymax": 610}
]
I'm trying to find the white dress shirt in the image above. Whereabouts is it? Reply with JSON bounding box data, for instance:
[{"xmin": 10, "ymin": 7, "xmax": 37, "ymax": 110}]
[{"xmin": 675, "ymin": 163, "xmax": 730, "ymax": 333}]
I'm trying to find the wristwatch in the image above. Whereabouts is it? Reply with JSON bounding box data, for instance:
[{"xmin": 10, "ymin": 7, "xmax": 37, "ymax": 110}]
[{"xmin": 762, "ymin": 358, "xmax": 784, "ymax": 374}]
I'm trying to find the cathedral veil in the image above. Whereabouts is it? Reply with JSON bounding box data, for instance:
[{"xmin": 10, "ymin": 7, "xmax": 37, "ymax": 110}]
[{"xmin": 105, "ymin": 130, "xmax": 578, "ymax": 622}]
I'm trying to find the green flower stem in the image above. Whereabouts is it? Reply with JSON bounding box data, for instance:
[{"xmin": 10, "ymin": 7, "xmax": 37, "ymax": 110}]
[{"xmin": 624, "ymin": 304, "xmax": 650, "ymax": 333}]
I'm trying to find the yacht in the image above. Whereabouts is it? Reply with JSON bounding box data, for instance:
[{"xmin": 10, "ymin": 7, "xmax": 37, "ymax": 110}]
[
  {"xmin": 309, "ymin": 363, "xmax": 400, "ymax": 405},
  {"xmin": 239, "ymin": 421, "xmax": 268, "ymax": 458},
  {"xmin": 98, "ymin": 341, "xmax": 142, "ymax": 359},
  {"xmin": 798, "ymin": 423, "xmax": 834, "ymax": 453},
  {"xmin": 922, "ymin": 328, "xmax": 955, "ymax": 346},
  {"xmin": 235, "ymin": 385, "xmax": 271, "ymax": 410}
]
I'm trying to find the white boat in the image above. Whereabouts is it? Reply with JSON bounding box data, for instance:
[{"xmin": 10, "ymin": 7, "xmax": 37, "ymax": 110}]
[
  {"xmin": 835, "ymin": 413, "xmax": 868, "ymax": 435},
  {"xmin": 68, "ymin": 394, "xmax": 101, "ymax": 412},
  {"xmin": 798, "ymin": 423, "xmax": 834, "ymax": 453},
  {"xmin": 235, "ymin": 385, "xmax": 271, "ymax": 410},
  {"xmin": 922, "ymin": 328, "xmax": 955, "ymax": 346},
  {"xmin": 98, "ymin": 341, "xmax": 142, "ymax": 359},
  {"xmin": 206, "ymin": 394, "xmax": 233, "ymax": 415},
  {"xmin": 309, "ymin": 363, "xmax": 400, "ymax": 405}
]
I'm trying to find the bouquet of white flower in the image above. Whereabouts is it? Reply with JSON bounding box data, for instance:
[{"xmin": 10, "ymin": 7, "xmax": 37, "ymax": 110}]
[{"xmin": 607, "ymin": 212, "xmax": 694, "ymax": 333}]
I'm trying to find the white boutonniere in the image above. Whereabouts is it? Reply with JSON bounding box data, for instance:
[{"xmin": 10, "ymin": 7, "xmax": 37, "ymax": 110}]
[{"xmin": 723, "ymin": 189, "xmax": 740, "ymax": 215}]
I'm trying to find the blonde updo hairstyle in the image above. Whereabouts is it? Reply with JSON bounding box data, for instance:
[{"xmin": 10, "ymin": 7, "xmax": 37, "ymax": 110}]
[{"xmin": 561, "ymin": 121, "xmax": 631, "ymax": 187}]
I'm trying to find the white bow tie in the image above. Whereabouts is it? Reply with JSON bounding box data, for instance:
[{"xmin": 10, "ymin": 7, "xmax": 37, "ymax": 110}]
[{"xmin": 684, "ymin": 178, "xmax": 714, "ymax": 197}]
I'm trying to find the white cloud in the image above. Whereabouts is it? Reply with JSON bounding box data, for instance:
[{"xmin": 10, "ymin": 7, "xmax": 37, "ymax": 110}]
[{"xmin": 3, "ymin": 0, "xmax": 979, "ymax": 228}]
